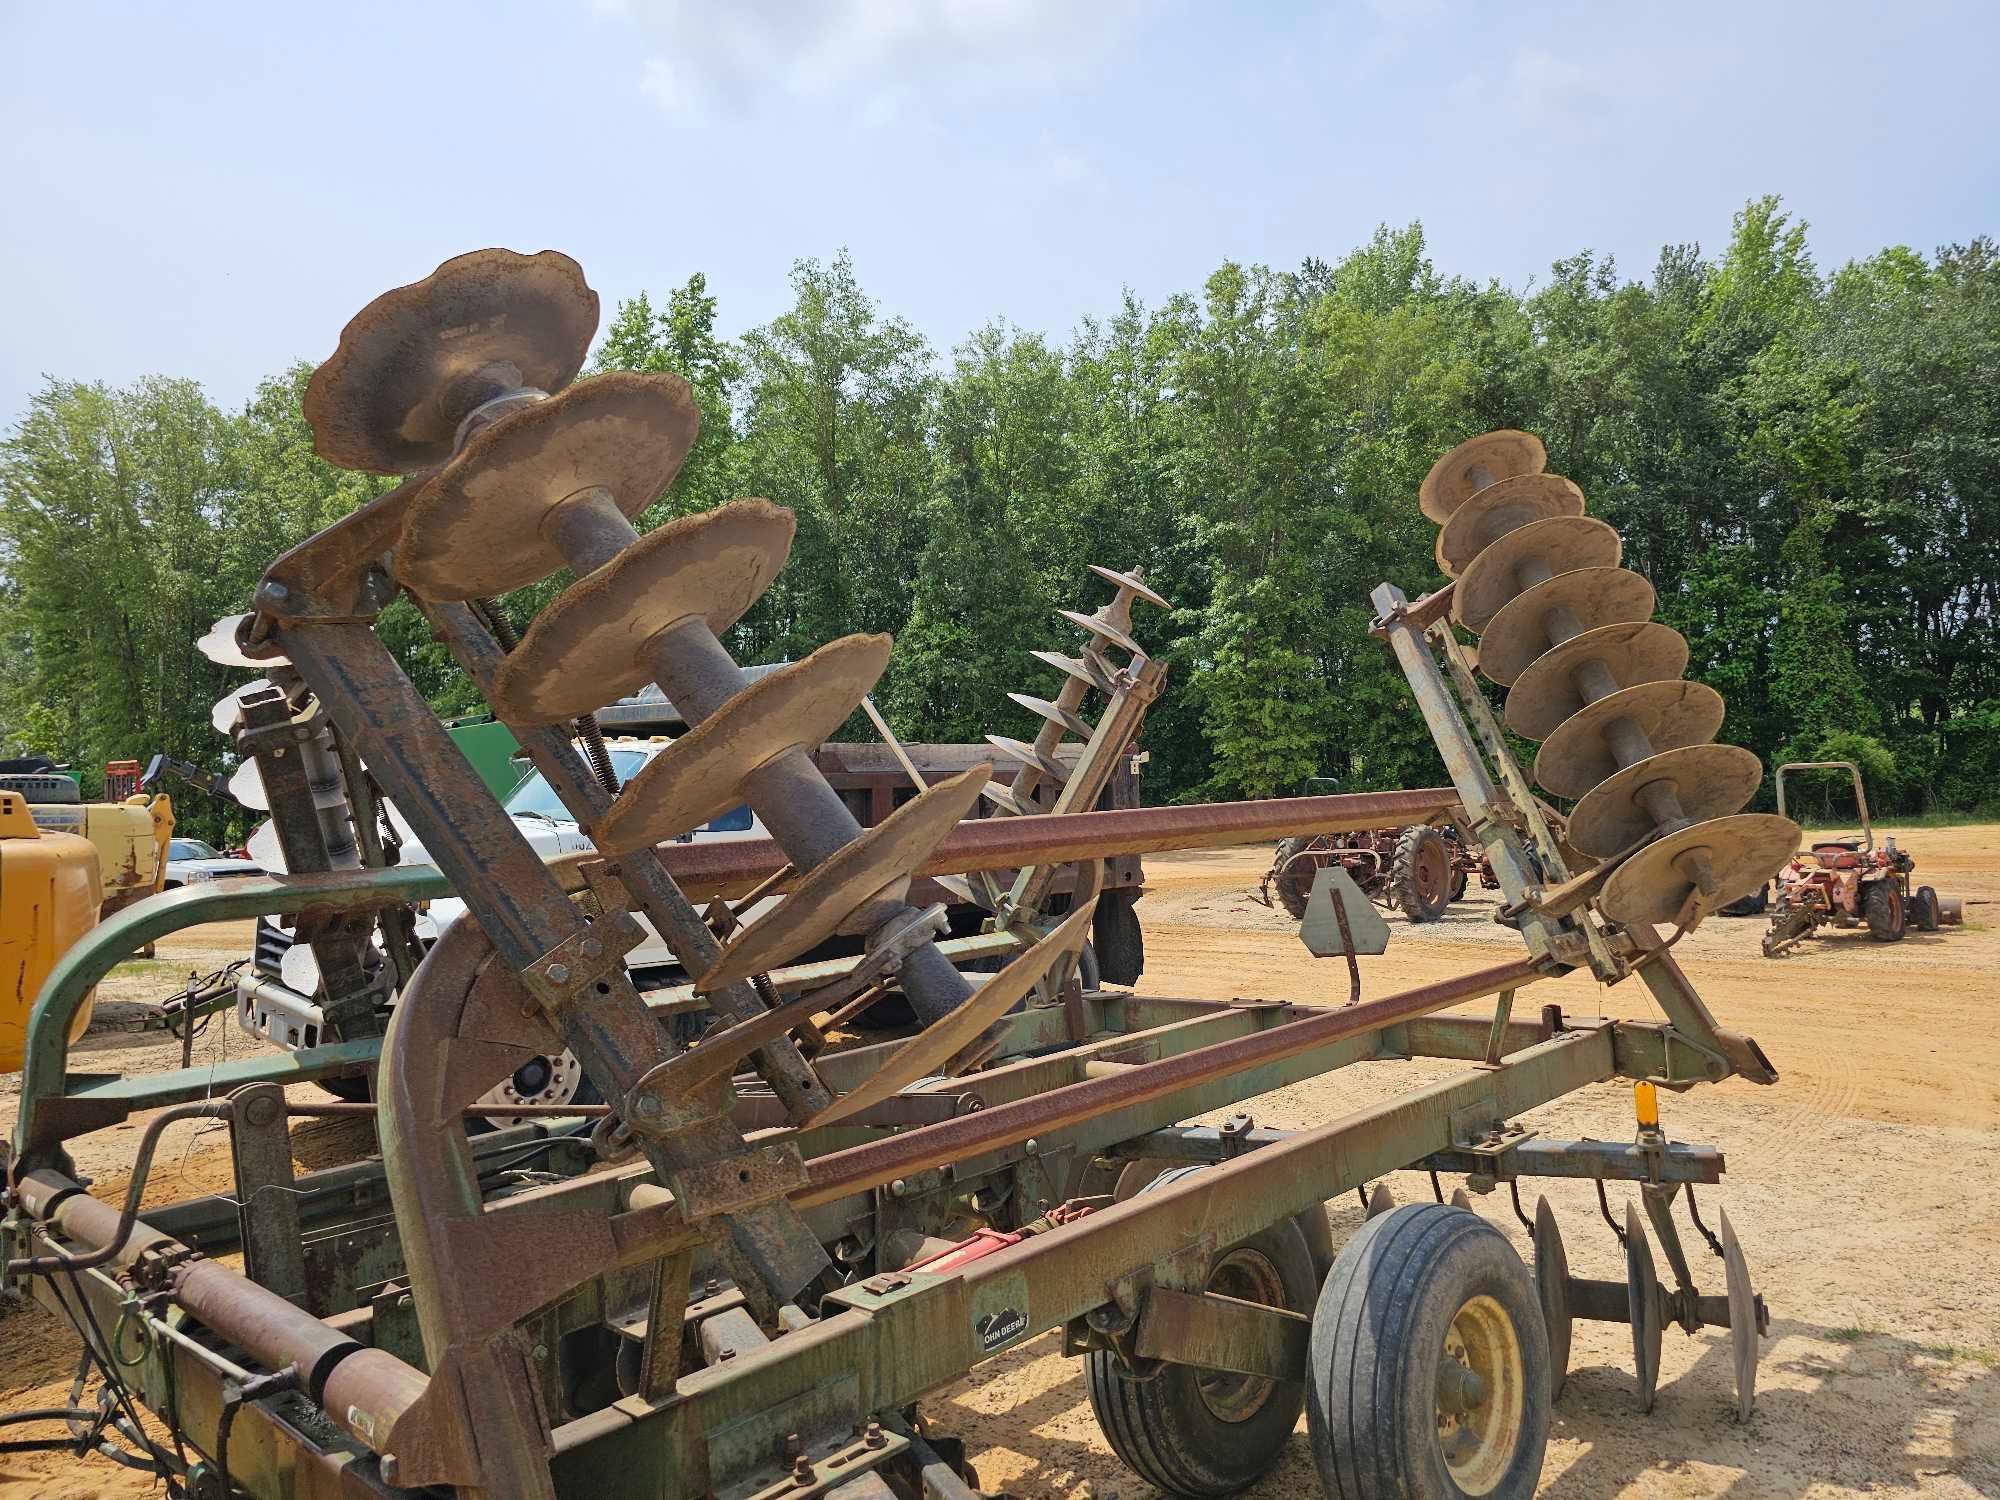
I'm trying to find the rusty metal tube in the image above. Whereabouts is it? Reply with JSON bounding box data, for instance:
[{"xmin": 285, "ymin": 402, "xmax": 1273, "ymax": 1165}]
[
  {"xmin": 615, "ymin": 787, "xmax": 1463, "ymax": 901},
  {"xmin": 796, "ymin": 954, "xmax": 1544, "ymax": 1209}
]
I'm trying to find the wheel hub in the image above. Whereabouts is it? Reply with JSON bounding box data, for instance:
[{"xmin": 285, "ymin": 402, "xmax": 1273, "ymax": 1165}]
[
  {"xmin": 1435, "ymin": 1293, "xmax": 1526, "ymax": 1496},
  {"xmin": 1194, "ymin": 1247, "xmax": 1287, "ymax": 1424}
]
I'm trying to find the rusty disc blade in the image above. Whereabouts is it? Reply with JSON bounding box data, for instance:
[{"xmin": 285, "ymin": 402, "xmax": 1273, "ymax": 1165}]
[
  {"xmin": 1503, "ymin": 622, "xmax": 1691, "ymax": 740},
  {"xmin": 697, "ymin": 765, "xmax": 992, "ymax": 993},
  {"xmin": 1534, "ymin": 1197, "xmax": 1573, "ymax": 1401},
  {"xmin": 1452, "ymin": 516, "xmax": 1623, "ymax": 634},
  {"xmin": 489, "ymin": 500, "xmax": 796, "ymax": 725},
  {"xmin": 986, "ymin": 735, "xmax": 1069, "ymax": 781},
  {"xmin": 1031, "ymin": 649, "xmax": 1112, "ymax": 695},
  {"xmin": 1624, "ymin": 1202, "xmax": 1662, "ymax": 1413},
  {"xmin": 1420, "ymin": 429, "xmax": 1547, "ymax": 524},
  {"xmin": 1436, "ymin": 472, "xmax": 1585, "ymax": 577},
  {"xmin": 595, "ymin": 634, "xmax": 893, "ymax": 853},
  {"xmin": 1599, "ymin": 813, "xmax": 1801, "ymax": 926},
  {"xmin": 1057, "ymin": 608, "xmax": 1143, "ymax": 658},
  {"xmin": 396, "ymin": 372, "xmax": 700, "ymax": 600},
  {"xmin": 1367, "ymin": 1182, "xmax": 1396, "ymax": 1219},
  {"xmin": 1568, "ymin": 744, "xmax": 1764, "ymax": 858},
  {"xmin": 1720, "ymin": 1207, "xmax": 1759, "ymax": 1423},
  {"xmin": 1087, "ymin": 563, "xmax": 1171, "ymax": 611},
  {"xmin": 1008, "ymin": 692, "xmax": 1094, "ymax": 739},
  {"xmin": 807, "ymin": 899, "xmax": 1098, "ymax": 1129},
  {"xmin": 1532, "ymin": 680, "xmax": 1726, "ymax": 800},
  {"xmin": 1478, "ymin": 568, "xmax": 1656, "ymax": 686},
  {"xmin": 304, "ymin": 249, "xmax": 598, "ymax": 474}
]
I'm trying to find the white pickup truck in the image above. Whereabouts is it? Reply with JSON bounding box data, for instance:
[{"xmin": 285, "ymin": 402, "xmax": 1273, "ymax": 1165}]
[{"xmin": 235, "ymin": 733, "xmax": 1148, "ymax": 1114}]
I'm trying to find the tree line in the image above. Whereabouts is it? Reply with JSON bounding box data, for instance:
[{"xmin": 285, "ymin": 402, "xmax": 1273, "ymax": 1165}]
[{"xmin": 3, "ymin": 197, "xmax": 1995, "ymax": 841}]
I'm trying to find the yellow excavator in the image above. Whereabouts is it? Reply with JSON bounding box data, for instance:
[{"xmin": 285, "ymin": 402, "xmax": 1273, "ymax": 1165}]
[{"xmin": 0, "ymin": 759, "xmax": 176, "ymax": 1069}]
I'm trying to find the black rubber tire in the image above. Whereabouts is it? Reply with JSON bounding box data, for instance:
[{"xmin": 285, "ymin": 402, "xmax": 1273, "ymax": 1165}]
[
  {"xmin": 1912, "ymin": 885, "xmax": 1940, "ymax": 932},
  {"xmin": 1863, "ymin": 879, "xmax": 1906, "ymax": 941},
  {"xmin": 1719, "ymin": 884, "xmax": 1769, "ymax": 917},
  {"xmin": 1449, "ymin": 866, "xmax": 1469, "ymax": 904},
  {"xmin": 1390, "ymin": 827, "xmax": 1453, "ymax": 923},
  {"xmin": 1087, "ymin": 1166, "xmax": 1317, "ymax": 1496},
  {"xmin": 1093, "ymin": 889, "xmax": 1145, "ymax": 985},
  {"xmin": 314, "ymin": 1072, "xmax": 374, "ymax": 1104},
  {"xmin": 1307, "ymin": 1203, "xmax": 1550, "ymax": 1500},
  {"xmin": 1272, "ymin": 837, "xmax": 1318, "ymax": 921}
]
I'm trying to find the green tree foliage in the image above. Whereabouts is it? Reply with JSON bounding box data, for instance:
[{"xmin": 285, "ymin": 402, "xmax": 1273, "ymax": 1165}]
[{"xmin": 4, "ymin": 202, "xmax": 1996, "ymax": 836}]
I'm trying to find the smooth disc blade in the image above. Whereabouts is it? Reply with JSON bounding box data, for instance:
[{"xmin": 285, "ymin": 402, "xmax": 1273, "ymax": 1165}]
[
  {"xmin": 1599, "ymin": 813, "xmax": 1801, "ymax": 925},
  {"xmin": 698, "ymin": 764, "xmax": 991, "ymax": 992},
  {"xmin": 1087, "ymin": 563, "xmax": 1170, "ymax": 610},
  {"xmin": 1479, "ymin": 568, "xmax": 1656, "ymax": 686},
  {"xmin": 1504, "ymin": 622, "xmax": 1691, "ymax": 740},
  {"xmin": 1008, "ymin": 692, "xmax": 1094, "ymax": 738},
  {"xmin": 1721, "ymin": 1207, "xmax": 1759, "ymax": 1423},
  {"xmin": 1453, "ymin": 516, "xmax": 1622, "ymax": 634},
  {"xmin": 596, "ymin": 634, "xmax": 892, "ymax": 852},
  {"xmin": 1624, "ymin": 1202, "xmax": 1662, "ymax": 1413},
  {"xmin": 808, "ymin": 899, "xmax": 1096, "ymax": 1128},
  {"xmin": 490, "ymin": 500, "xmax": 795, "ymax": 724},
  {"xmin": 1569, "ymin": 744, "xmax": 1764, "ymax": 858},
  {"xmin": 1057, "ymin": 608, "xmax": 1142, "ymax": 658},
  {"xmin": 211, "ymin": 678, "xmax": 275, "ymax": 735},
  {"xmin": 1534, "ymin": 1197, "xmax": 1573, "ymax": 1400},
  {"xmin": 198, "ymin": 615, "xmax": 287, "ymax": 670},
  {"xmin": 1436, "ymin": 472, "xmax": 1585, "ymax": 577},
  {"xmin": 1421, "ymin": 429, "xmax": 1547, "ymax": 524},
  {"xmin": 1533, "ymin": 680, "xmax": 1725, "ymax": 800}
]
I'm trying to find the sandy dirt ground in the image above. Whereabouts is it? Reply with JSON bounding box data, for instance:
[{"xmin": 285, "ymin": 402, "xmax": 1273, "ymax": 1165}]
[{"xmin": 4, "ymin": 827, "xmax": 1998, "ymax": 1498}]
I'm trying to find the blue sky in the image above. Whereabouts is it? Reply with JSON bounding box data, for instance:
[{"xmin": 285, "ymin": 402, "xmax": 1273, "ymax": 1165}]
[{"xmin": 4, "ymin": 1, "xmax": 1995, "ymax": 424}]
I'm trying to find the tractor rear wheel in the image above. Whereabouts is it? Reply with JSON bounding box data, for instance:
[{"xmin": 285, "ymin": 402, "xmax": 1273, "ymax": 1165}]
[
  {"xmin": 1272, "ymin": 836, "xmax": 1320, "ymax": 921},
  {"xmin": 1391, "ymin": 827, "xmax": 1453, "ymax": 922},
  {"xmin": 1863, "ymin": 880, "xmax": 1906, "ymax": 942}
]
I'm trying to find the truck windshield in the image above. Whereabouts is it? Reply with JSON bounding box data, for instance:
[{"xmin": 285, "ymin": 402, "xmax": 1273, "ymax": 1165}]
[
  {"xmin": 170, "ymin": 838, "xmax": 220, "ymax": 860},
  {"xmin": 504, "ymin": 751, "xmax": 653, "ymax": 821}
]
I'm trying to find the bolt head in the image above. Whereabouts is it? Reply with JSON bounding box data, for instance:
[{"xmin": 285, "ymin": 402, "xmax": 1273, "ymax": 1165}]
[
  {"xmin": 889, "ymin": 1177, "xmax": 909, "ymax": 1197},
  {"xmin": 580, "ymin": 937, "xmax": 603, "ymax": 959},
  {"xmin": 632, "ymin": 1094, "xmax": 663, "ymax": 1119},
  {"xmin": 546, "ymin": 962, "xmax": 571, "ymax": 984},
  {"xmin": 1023, "ymin": 1137, "xmax": 1040, "ymax": 1155}
]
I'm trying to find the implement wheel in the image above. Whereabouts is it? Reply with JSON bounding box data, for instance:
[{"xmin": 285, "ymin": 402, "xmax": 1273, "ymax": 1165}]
[
  {"xmin": 1308, "ymin": 1203, "xmax": 1550, "ymax": 1500},
  {"xmin": 1087, "ymin": 1167, "xmax": 1318, "ymax": 1496},
  {"xmin": 1272, "ymin": 836, "xmax": 1321, "ymax": 921},
  {"xmin": 1911, "ymin": 885, "xmax": 1940, "ymax": 933},
  {"xmin": 1391, "ymin": 827, "xmax": 1454, "ymax": 922},
  {"xmin": 1863, "ymin": 879, "xmax": 1905, "ymax": 942}
]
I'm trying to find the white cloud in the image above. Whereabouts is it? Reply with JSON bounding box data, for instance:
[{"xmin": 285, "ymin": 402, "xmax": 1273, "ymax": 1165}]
[{"xmin": 608, "ymin": 0, "xmax": 1145, "ymax": 120}]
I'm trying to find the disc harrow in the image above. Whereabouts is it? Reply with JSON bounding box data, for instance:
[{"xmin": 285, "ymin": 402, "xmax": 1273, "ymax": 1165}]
[{"xmin": 1420, "ymin": 429, "xmax": 1799, "ymax": 929}]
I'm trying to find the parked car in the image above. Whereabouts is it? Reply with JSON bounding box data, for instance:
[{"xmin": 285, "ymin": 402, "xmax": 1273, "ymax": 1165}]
[{"xmin": 164, "ymin": 836, "xmax": 262, "ymax": 888}]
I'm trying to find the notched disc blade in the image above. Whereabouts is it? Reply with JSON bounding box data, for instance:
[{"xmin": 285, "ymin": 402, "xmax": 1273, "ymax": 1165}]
[
  {"xmin": 1421, "ymin": 429, "xmax": 1547, "ymax": 524},
  {"xmin": 809, "ymin": 899, "xmax": 1097, "ymax": 1128},
  {"xmin": 1721, "ymin": 1207, "xmax": 1759, "ymax": 1423},
  {"xmin": 305, "ymin": 248, "xmax": 599, "ymax": 474},
  {"xmin": 698, "ymin": 764, "xmax": 991, "ymax": 992},
  {"xmin": 1503, "ymin": 622, "xmax": 1691, "ymax": 740},
  {"xmin": 1436, "ymin": 472, "xmax": 1585, "ymax": 577},
  {"xmin": 1453, "ymin": 516, "xmax": 1622, "ymax": 634},
  {"xmin": 1599, "ymin": 813, "xmax": 1801, "ymax": 926},
  {"xmin": 1534, "ymin": 1197, "xmax": 1573, "ymax": 1400},
  {"xmin": 1479, "ymin": 568, "xmax": 1656, "ymax": 686},
  {"xmin": 1366, "ymin": 1183, "xmax": 1395, "ymax": 1219},
  {"xmin": 596, "ymin": 634, "xmax": 892, "ymax": 853},
  {"xmin": 1568, "ymin": 744, "xmax": 1764, "ymax": 858},
  {"xmin": 489, "ymin": 499, "xmax": 796, "ymax": 724},
  {"xmin": 1087, "ymin": 563, "xmax": 1171, "ymax": 611},
  {"xmin": 1058, "ymin": 607, "xmax": 1143, "ymax": 658},
  {"xmin": 1624, "ymin": 1201, "xmax": 1662, "ymax": 1413},
  {"xmin": 397, "ymin": 372, "xmax": 700, "ymax": 600},
  {"xmin": 1532, "ymin": 680, "xmax": 1726, "ymax": 800}
]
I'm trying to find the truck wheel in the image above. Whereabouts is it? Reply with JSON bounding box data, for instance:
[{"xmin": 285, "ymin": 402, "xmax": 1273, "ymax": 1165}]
[
  {"xmin": 1391, "ymin": 827, "xmax": 1453, "ymax": 922},
  {"xmin": 1912, "ymin": 885, "xmax": 1940, "ymax": 932},
  {"xmin": 1720, "ymin": 884, "xmax": 1768, "ymax": 917},
  {"xmin": 1863, "ymin": 880, "xmax": 1905, "ymax": 941},
  {"xmin": 315, "ymin": 1073, "xmax": 374, "ymax": 1104},
  {"xmin": 1307, "ymin": 1203, "xmax": 1549, "ymax": 1500},
  {"xmin": 1272, "ymin": 837, "xmax": 1318, "ymax": 920},
  {"xmin": 1087, "ymin": 1166, "xmax": 1317, "ymax": 1496}
]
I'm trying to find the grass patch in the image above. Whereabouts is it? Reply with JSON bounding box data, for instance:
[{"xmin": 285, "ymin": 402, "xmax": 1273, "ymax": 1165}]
[
  {"xmin": 1827, "ymin": 1326, "xmax": 1873, "ymax": 1343},
  {"xmin": 110, "ymin": 958, "xmax": 182, "ymax": 980},
  {"xmin": 1915, "ymin": 1342, "xmax": 1999, "ymax": 1367}
]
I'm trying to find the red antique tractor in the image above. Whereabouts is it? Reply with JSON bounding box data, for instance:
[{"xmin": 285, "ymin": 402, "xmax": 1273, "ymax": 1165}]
[
  {"xmin": 1759, "ymin": 761, "xmax": 1957, "ymax": 956},
  {"xmin": 1259, "ymin": 822, "xmax": 1484, "ymax": 923}
]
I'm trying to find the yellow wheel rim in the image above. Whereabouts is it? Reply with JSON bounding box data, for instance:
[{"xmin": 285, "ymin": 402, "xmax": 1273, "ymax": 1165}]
[{"xmin": 1435, "ymin": 1293, "xmax": 1526, "ymax": 1495}]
